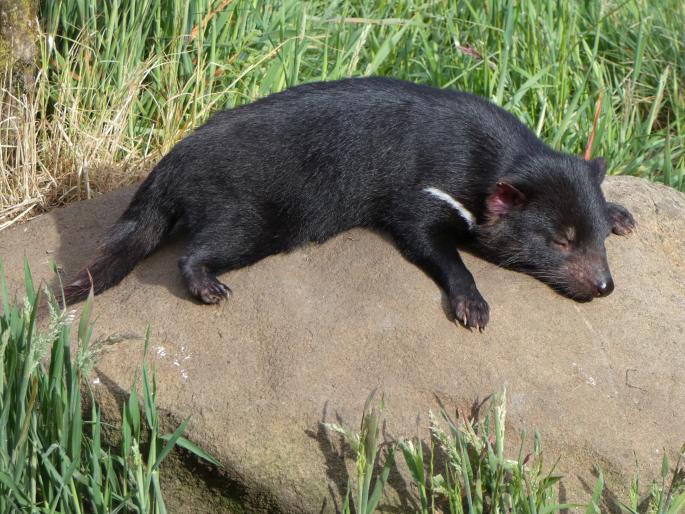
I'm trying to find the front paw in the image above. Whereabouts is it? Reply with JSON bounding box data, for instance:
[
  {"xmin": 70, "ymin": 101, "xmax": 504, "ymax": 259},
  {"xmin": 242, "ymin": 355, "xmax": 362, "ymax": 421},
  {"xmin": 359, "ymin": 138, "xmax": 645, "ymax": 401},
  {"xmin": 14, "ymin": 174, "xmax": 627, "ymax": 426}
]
[
  {"xmin": 607, "ymin": 202, "xmax": 636, "ymax": 235},
  {"xmin": 452, "ymin": 287, "xmax": 490, "ymax": 331},
  {"xmin": 189, "ymin": 275, "xmax": 232, "ymax": 304}
]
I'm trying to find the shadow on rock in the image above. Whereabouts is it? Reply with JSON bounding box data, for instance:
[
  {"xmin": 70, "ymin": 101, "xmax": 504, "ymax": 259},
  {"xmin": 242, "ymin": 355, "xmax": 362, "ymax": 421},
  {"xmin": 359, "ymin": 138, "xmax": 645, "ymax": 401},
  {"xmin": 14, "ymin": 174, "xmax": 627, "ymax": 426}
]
[
  {"xmin": 91, "ymin": 364, "xmax": 282, "ymax": 514},
  {"xmin": 578, "ymin": 469, "xmax": 630, "ymax": 514},
  {"xmin": 306, "ymin": 402, "xmax": 350, "ymax": 514},
  {"xmin": 308, "ymin": 402, "xmax": 422, "ymax": 514},
  {"xmin": 51, "ymin": 186, "xmax": 194, "ymax": 303}
]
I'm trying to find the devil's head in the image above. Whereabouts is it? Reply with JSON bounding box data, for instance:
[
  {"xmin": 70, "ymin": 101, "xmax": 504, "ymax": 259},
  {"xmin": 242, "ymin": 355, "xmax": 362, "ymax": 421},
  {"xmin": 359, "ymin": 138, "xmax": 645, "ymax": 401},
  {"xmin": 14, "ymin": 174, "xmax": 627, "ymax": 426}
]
[{"xmin": 476, "ymin": 154, "xmax": 614, "ymax": 300}]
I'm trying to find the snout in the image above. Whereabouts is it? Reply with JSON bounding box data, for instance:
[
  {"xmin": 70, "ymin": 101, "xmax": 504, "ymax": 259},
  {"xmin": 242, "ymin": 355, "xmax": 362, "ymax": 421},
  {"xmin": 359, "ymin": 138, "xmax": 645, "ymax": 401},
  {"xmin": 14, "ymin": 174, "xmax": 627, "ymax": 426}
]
[
  {"xmin": 560, "ymin": 254, "xmax": 614, "ymax": 301},
  {"xmin": 594, "ymin": 276, "xmax": 614, "ymax": 297}
]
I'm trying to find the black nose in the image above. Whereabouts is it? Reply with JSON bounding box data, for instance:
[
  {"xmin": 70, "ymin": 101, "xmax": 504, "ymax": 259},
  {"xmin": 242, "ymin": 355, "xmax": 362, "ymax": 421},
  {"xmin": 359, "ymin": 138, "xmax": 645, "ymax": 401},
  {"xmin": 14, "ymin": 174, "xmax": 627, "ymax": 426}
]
[{"xmin": 596, "ymin": 277, "xmax": 614, "ymax": 297}]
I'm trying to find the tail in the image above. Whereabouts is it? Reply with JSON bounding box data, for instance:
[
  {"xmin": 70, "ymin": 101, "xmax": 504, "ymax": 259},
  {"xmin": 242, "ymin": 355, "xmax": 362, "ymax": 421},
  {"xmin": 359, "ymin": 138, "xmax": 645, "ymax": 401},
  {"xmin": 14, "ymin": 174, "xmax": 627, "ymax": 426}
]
[{"xmin": 60, "ymin": 175, "xmax": 176, "ymax": 306}]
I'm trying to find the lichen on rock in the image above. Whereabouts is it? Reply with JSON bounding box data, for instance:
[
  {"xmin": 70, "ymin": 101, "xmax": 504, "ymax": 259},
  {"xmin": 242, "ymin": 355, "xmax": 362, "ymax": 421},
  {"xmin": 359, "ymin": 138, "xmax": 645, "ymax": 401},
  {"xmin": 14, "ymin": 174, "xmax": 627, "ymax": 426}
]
[{"xmin": 0, "ymin": 0, "xmax": 38, "ymax": 89}]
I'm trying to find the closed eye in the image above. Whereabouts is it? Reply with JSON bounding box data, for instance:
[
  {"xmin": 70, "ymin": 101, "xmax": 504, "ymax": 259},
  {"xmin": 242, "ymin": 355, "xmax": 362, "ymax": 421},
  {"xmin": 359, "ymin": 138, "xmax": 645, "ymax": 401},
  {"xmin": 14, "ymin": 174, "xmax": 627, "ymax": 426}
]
[
  {"xmin": 553, "ymin": 227, "xmax": 576, "ymax": 251},
  {"xmin": 553, "ymin": 238, "xmax": 570, "ymax": 251}
]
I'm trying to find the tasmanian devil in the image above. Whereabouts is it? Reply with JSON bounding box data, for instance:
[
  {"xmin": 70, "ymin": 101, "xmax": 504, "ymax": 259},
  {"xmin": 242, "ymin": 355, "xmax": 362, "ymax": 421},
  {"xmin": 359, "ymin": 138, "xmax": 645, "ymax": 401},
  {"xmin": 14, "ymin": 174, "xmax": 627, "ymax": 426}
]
[{"xmin": 61, "ymin": 77, "xmax": 635, "ymax": 330}]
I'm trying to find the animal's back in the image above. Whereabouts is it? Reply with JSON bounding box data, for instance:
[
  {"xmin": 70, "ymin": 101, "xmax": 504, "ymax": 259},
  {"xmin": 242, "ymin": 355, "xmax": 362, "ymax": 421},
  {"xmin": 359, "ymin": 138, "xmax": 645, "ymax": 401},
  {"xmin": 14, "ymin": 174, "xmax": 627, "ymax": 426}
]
[{"xmin": 161, "ymin": 77, "xmax": 538, "ymax": 237}]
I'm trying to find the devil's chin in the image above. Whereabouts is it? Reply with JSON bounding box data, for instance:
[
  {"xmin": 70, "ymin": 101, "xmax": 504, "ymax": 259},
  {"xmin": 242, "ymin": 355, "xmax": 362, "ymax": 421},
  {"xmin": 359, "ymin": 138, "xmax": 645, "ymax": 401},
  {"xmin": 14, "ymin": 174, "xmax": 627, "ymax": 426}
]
[{"xmin": 560, "ymin": 287, "xmax": 596, "ymax": 302}]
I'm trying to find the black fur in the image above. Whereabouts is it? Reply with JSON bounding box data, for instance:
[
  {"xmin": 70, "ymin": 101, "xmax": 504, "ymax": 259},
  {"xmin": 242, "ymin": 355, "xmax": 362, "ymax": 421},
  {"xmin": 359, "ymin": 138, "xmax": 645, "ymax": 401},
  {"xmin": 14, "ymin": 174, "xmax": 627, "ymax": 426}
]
[{"xmin": 62, "ymin": 77, "xmax": 635, "ymax": 329}]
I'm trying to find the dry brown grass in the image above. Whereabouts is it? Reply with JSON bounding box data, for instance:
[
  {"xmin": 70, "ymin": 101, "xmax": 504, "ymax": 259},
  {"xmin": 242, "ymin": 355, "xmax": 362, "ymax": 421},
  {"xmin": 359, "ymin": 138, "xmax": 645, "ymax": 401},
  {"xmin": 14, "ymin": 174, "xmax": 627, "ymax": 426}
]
[{"xmin": 0, "ymin": 66, "xmax": 156, "ymax": 231}]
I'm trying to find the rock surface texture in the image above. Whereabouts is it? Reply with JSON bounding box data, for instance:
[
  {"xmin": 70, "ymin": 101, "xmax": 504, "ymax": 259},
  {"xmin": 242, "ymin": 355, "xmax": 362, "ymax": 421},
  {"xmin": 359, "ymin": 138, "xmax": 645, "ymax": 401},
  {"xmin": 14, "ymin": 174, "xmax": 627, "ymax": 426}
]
[{"xmin": 1, "ymin": 176, "xmax": 684, "ymax": 512}]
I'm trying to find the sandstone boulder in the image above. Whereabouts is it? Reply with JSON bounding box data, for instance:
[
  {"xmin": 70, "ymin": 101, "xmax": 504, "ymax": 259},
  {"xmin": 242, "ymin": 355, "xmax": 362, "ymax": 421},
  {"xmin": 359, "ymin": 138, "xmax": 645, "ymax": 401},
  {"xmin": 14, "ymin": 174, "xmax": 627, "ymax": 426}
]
[{"xmin": 1, "ymin": 176, "xmax": 684, "ymax": 512}]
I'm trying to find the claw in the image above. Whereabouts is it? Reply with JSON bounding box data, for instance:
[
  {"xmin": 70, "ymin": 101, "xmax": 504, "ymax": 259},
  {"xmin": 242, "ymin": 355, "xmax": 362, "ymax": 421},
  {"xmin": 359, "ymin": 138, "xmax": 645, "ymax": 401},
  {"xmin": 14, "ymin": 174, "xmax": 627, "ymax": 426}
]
[
  {"xmin": 453, "ymin": 289, "xmax": 490, "ymax": 331},
  {"xmin": 190, "ymin": 274, "xmax": 232, "ymax": 304}
]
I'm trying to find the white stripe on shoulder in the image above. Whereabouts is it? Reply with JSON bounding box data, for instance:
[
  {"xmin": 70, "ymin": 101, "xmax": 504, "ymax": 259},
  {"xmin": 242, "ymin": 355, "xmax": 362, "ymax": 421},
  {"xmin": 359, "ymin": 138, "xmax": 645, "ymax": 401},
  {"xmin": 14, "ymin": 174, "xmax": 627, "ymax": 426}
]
[{"xmin": 423, "ymin": 187, "xmax": 476, "ymax": 229}]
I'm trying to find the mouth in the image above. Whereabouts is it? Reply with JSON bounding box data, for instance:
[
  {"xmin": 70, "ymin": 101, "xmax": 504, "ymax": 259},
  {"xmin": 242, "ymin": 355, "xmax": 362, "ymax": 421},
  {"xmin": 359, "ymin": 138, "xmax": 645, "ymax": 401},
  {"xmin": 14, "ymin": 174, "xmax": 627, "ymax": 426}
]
[
  {"xmin": 561, "ymin": 288, "xmax": 595, "ymax": 302},
  {"xmin": 522, "ymin": 269, "xmax": 605, "ymax": 302},
  {"xmin": 549, "ymin": 276, "xmax": 615, "ymax": 302},
  {"xmin": 500, "ymin": 260, "xmax": 613, "ymax": 301},
  {"xmin": 546, "ymin": 281, "xmax": 595, "ymax": 302}
]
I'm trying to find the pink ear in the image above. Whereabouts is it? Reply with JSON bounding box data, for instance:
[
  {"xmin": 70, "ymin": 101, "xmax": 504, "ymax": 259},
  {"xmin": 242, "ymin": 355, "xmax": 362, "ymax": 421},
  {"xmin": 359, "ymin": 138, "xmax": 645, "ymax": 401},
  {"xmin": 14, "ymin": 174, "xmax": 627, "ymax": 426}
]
[{"xmin": 486, "ymin": 182, "xmax": 525, "ymax": 216}]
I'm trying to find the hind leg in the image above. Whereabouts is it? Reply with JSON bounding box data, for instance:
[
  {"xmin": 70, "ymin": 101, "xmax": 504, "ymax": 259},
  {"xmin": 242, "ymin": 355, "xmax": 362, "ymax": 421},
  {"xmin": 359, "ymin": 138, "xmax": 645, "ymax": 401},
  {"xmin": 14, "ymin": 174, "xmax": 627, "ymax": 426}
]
[
  {"xmin": 179, "ymin": 252, "xmax": 232, "ymax": 304},
  {"xmin": 179, "ymin": 220, "xmax": 279, "ymax": 304}
]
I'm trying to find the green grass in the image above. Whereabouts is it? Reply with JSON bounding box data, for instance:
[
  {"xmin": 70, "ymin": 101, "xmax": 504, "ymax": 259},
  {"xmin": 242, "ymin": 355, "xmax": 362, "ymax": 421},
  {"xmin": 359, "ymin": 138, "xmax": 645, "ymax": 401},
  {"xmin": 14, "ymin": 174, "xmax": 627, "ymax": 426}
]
[
  {"xmin": 0, "ymin": 0, "xmax": 683, "ymax": 228},
  {"xmin": 327, "ymin": 390, "xmax": 685, "ymax": 514},
  {"xmin": 0, "ymin": 261, "xmax": 218, "ymax": 513}
]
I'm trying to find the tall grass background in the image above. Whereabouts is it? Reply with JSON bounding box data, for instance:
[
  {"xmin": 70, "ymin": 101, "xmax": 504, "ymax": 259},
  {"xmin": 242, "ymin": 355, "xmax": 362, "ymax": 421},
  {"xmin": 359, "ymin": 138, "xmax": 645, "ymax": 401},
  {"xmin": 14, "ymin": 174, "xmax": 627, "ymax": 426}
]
[{"xmin": 1, "ymin": 0, "xmax": 683, "ymax": 229}]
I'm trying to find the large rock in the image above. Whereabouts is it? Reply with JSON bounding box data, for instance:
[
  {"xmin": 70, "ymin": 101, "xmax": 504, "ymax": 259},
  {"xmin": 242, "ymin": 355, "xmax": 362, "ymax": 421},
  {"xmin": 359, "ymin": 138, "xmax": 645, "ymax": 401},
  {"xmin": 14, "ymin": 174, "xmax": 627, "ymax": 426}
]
[{"xmin": 1, "ymin": 176, "xmax": 684, "ymax": 512}]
